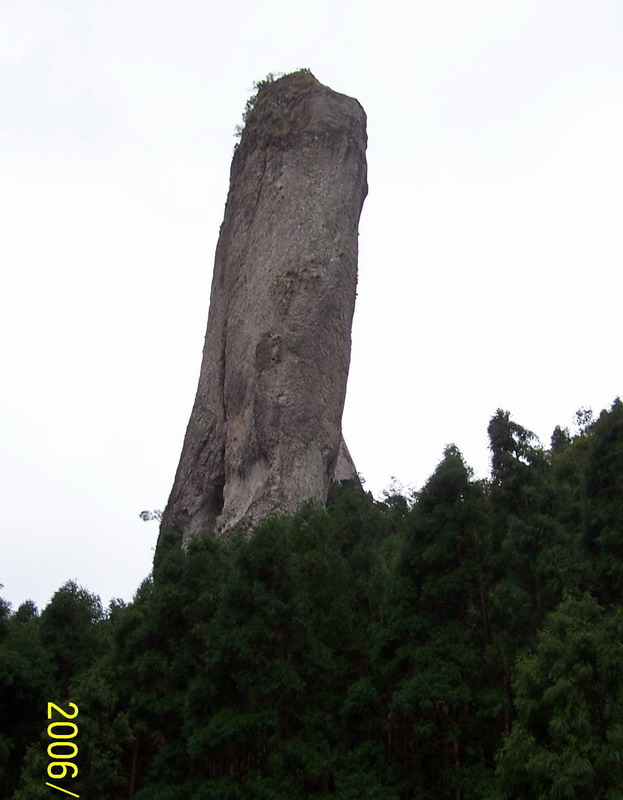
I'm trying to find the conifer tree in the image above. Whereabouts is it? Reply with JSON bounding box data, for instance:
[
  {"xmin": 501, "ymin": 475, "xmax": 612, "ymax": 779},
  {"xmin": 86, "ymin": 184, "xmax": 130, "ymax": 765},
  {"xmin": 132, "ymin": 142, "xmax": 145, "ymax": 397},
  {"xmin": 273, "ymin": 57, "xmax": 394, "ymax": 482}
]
[
  {"xmin": 39, "ymin": 581, "xmax": 106, "ymax": 693},
  {"xmin": 583, "ymin": 398, "xmax": 623, "ymax": 604},
  {"xmin": 378, "ymin": 445, "xmax": 497, "ymax": 798},
  {"xmin": 497, "ymin": 593, "xmax": 623, "ymax": 799},
  {"xmin": 0, "ymin": 601, "xmax": 52, "ymax": 798}
]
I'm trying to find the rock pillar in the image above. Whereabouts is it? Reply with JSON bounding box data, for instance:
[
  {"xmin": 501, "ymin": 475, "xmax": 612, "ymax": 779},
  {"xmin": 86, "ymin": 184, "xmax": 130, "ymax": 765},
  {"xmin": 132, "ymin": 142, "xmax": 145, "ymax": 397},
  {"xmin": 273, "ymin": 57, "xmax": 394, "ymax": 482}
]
[{"xmin": 160, "ymin": 70, "xmax": 367, "ymax": 542}]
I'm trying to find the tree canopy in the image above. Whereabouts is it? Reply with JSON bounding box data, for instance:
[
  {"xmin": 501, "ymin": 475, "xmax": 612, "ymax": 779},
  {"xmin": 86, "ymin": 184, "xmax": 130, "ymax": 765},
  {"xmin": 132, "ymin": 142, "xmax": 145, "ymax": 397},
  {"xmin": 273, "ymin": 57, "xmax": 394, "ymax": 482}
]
[{"xmin": 4, "ymin": 400, "xmax": 623, "ymax": 798}]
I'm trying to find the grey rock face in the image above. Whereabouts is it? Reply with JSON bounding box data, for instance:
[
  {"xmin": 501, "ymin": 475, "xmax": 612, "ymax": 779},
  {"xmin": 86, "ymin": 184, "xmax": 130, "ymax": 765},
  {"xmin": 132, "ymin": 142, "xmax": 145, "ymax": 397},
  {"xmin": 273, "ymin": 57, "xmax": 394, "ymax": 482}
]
[{"xmin": 160, "ymin": 71, "xmax": 367, "ymax": 543}]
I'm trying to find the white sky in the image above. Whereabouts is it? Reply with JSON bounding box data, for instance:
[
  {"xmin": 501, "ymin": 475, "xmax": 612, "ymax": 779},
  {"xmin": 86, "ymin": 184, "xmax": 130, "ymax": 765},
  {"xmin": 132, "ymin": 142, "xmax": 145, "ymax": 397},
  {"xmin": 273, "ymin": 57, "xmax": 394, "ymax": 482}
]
[{"xmin": 1, "ymin": 0, "xmax": 622, "ymax": 612}]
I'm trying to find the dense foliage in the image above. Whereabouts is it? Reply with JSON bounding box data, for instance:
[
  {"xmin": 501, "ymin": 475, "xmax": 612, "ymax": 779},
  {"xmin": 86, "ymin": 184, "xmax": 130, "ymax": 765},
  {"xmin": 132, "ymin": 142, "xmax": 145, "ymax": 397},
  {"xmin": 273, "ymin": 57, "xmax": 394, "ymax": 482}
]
[{"xmin": 4, "ymin": 400, "xmax": 623, "ymax": 799}]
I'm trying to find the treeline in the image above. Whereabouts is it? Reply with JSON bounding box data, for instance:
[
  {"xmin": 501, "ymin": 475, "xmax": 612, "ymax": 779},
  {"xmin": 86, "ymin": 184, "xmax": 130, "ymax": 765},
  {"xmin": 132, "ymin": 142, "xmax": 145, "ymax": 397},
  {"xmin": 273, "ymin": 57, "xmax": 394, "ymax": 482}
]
[{"xmin": 3, "ymin": 400, "xmax": 623, "ymax": 799}]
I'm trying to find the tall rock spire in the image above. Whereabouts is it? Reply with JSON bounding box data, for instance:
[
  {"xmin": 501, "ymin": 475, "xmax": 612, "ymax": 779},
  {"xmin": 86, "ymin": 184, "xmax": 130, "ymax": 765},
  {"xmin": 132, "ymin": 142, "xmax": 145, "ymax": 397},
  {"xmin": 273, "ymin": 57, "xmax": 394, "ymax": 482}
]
[{"xmin": 159, "ymin": 70, "xmax": 368, "ymax": 543}]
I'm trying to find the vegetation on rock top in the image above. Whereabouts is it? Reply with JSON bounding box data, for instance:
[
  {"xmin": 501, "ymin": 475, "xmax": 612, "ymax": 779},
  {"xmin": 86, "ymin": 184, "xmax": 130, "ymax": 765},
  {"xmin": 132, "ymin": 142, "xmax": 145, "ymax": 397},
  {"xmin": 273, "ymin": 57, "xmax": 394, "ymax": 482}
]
[{"xmin": 234, "ymin": 68, "xmax": 314, "ymax": 140}]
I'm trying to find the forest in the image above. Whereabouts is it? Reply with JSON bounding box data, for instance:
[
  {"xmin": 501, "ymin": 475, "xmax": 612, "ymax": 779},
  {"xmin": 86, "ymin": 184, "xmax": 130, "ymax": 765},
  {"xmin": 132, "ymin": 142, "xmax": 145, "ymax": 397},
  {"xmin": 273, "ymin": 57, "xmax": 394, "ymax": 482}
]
[{"xmin": 2, "ymin": 399, "xmax": 623, "ymax": 799}]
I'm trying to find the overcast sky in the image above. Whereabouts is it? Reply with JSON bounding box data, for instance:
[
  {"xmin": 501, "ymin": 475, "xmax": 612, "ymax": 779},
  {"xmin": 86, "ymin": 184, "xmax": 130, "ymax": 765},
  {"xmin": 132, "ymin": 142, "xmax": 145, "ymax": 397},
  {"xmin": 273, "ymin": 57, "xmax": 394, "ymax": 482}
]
[{"xmin": 2, "ymin": 0, "xmax": 622, "ymax": 612}]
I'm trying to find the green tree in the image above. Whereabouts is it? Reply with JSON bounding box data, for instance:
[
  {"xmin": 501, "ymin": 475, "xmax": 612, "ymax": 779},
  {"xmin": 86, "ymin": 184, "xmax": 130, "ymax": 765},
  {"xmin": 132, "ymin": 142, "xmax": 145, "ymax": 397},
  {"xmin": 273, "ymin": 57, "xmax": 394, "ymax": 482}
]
[
  {"xmin": 113, "ymin": 530, "xmax": 232, "ymax": 797},
  {"xmin": 183, "ymin": 504, "xmax": 363, "ymax": 798},
  {"xmin": 487, "ymin": 410, "xmax": 569, "ymax": 630},
  {"xmin": 39, "ymin": 581, "xmax": 106, "ymax": 693},
  {"xmin": 0, "ymin": 602, "xmax": 53, "ymax": 797},
  {"xmin": 377, "ymin": 445, "xmax": 497, "ymax": 799},
  {"xmin": 582, "ymin": 398, "xmax": 623, "ymax": 604},
  {"xmin": 0, "ymin": 595, "xmax": 12, "ymax": 641},
  {"xmin": 497, "ymin": 593, "xmax": 623, "ymax": 799}
]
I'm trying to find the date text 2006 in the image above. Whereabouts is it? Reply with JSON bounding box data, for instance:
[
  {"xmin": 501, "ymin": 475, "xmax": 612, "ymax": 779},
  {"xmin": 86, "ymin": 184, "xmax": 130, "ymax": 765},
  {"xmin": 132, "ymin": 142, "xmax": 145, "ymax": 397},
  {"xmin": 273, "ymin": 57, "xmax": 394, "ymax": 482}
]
[{"xmin": 45, "ymin": 702, "xmax": 80, "ymax": 798}]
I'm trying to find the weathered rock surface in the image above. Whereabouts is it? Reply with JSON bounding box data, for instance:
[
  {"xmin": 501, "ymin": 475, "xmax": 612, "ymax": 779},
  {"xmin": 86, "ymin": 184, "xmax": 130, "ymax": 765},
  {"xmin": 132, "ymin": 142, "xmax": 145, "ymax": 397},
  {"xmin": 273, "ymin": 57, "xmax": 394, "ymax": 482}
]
[{"xmin": 159, "ymin": 70, "xmax": 368, "ymax": 543}]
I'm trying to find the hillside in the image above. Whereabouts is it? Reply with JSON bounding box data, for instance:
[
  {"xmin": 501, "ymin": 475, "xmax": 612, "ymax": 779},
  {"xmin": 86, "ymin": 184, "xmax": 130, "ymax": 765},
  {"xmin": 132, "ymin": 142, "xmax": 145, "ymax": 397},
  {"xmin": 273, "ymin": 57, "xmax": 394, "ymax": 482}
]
[{"xmin": 3, "ymin": 400, "xmax": 623, "ymax": 799}]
